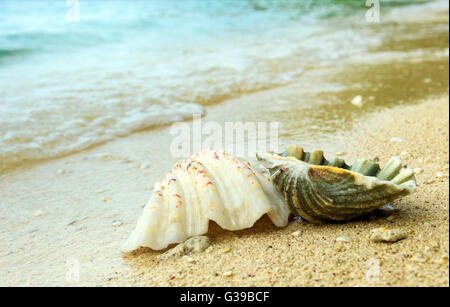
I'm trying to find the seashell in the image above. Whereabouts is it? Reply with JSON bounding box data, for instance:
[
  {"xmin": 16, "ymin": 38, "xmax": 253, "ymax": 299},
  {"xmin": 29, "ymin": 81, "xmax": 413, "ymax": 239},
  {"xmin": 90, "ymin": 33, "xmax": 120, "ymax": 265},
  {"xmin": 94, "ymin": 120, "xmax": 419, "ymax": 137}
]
[
  {"xmin": 258, "ymin": 145, "xmax": 416, "ymax": 223},
  {"xmin": 121, "ymin": 149, "xmax": 290, "ymax": 252},
  {"xmin": 123, "ymin": 146, "xmax": 416, "ymax": 252}
]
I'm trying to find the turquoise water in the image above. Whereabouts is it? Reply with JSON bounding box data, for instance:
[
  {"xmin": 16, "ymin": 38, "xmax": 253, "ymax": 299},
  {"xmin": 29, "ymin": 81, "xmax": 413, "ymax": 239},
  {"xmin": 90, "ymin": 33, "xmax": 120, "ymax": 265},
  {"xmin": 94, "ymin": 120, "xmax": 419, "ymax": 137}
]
[
  {"xmin": 0, "ymin": 0, "xmax": 428, "ymax": 62},
  {"xmin": 0, "ymin": 0, "xmax": 447, "ymax": 171}
]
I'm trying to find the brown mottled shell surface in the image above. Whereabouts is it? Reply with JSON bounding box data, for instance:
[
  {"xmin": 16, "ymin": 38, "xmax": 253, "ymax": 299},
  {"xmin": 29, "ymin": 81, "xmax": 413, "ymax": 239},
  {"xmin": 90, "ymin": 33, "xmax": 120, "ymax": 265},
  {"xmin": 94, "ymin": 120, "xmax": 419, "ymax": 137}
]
[{"xmin": 257, "ymin": 145, "xmax": 416, "ymax": 223}]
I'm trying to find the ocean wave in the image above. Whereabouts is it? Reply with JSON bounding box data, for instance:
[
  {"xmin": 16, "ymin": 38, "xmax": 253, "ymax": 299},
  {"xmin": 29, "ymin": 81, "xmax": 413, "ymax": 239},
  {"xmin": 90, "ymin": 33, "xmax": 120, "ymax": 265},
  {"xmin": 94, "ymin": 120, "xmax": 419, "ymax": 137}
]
[
  {"xmin": 0, "ymin": 102, "xmax": 204, "ymax": 172},
  {"xmin": 0, "ymin": 0, "xmax": 446, "ymax": 172},
  {"xmin": 0, "ymin": 48, "xmax": 34, "ymax": 60}
]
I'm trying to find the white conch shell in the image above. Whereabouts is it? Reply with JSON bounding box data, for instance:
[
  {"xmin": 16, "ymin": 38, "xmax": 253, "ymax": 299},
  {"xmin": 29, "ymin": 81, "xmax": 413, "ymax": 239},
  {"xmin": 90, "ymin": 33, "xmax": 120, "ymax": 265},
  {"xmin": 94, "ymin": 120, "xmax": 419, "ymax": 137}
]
[{"xmin": 122, "ymin": 149, "xmax": 290, "ymax": 252}]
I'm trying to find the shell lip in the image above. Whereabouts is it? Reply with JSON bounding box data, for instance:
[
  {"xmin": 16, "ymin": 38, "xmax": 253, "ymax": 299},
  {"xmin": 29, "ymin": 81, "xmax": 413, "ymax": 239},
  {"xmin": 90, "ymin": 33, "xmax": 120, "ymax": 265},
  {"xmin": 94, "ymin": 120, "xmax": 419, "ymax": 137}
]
[
  {"xmin": 314, "ymin": 164, "xmax": 417, "ymax": 193},
  {"xmin": 258, "ymin": 150, "xmax": 417, "ymax": 191}
]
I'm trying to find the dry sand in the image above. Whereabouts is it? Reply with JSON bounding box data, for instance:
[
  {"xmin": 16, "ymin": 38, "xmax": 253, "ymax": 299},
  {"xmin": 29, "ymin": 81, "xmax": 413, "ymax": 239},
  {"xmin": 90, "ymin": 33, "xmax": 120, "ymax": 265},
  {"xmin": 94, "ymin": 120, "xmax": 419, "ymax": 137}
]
[{"xmin": 0, "ymin": 90, "xmax": 448, "ymax": 286}]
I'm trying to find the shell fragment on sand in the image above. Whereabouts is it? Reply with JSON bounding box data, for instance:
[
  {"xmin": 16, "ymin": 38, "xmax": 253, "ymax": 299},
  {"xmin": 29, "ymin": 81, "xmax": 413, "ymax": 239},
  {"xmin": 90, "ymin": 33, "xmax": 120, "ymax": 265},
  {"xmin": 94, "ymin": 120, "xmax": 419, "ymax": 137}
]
[
  {"xmin": 157, "ymin": 236, "xmax": 211, "ymax": 260},
  {"xmin": 370, "ymin": 228, "xmax": 408, "ymax": 243},
  {"xmin": 34, "ymin": 209, "xmax": 47, "ymax": 217},
  {"xmin": 390, "ymin": 137, "xmax": 405, "ymax": 143},
  {"xmin": 336, "ymin": 236, "xmax": 354, "ymax": 243},
  {"xmin": 351, "ymin": 95, "xmax": 364, "ymax": 107}
]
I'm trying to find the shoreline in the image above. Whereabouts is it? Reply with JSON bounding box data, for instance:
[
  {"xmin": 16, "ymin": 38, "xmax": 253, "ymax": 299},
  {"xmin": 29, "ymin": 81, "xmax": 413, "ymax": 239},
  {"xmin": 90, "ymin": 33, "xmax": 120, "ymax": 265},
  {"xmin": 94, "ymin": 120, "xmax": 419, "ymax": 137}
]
[
  {"xmin": 1, "ymin": 5, "xmax": 448, "ymax": 174},
  {"xmin": 2, "ymin": 53, "xmax": 448, "ymax": 177}
]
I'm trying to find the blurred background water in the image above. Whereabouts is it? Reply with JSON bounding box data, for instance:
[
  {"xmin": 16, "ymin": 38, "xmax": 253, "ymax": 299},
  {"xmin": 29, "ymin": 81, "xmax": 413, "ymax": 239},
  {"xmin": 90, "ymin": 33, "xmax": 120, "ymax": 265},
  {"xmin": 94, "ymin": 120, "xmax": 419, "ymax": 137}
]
[{"xmin": 0, "ymin": 0, "xmax": 448, "ymax": 171}]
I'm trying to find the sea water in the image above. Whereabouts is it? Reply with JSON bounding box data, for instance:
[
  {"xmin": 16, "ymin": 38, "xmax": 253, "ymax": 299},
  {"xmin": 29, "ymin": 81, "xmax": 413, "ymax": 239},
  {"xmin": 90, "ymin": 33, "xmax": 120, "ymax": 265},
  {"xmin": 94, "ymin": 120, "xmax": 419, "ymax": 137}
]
[{"xmin": 0, "ymin": 0, "xmax": 448, "ymax": 171}]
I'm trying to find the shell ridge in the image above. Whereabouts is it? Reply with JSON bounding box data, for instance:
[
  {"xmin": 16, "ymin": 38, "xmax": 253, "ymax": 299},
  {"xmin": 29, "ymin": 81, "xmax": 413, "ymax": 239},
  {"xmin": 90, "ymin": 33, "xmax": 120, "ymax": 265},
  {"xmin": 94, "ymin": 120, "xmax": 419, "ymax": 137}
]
[
  {"xmin": 194, "ymin": 154, "xmax": 238, "ymax": 227},
  {"xmin": 299, "ymin": 169, "xmax": 337, "ymax": 221},
  {"xmin": 293, "ymin": 168, "xmax": 323, "ymax": 223}
]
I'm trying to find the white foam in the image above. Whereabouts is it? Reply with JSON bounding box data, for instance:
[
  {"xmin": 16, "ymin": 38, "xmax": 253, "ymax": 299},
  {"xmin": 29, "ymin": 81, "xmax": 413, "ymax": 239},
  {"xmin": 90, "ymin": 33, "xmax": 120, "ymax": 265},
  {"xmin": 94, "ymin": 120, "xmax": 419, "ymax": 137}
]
[{"xmin": 0, "ymin": 101, "xmax": 203, "ymax": 171}]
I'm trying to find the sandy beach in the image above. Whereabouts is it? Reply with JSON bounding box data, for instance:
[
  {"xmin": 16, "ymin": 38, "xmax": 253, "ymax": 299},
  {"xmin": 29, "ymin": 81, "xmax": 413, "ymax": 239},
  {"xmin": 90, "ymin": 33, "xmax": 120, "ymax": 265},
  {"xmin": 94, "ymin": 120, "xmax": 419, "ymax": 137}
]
[
  {"xmin": 0, "ymin": 87, "xmax": 448, "ymax": 286},
  {"xmin": 0, "ymin": 0, "xmax": 448, "ymax": 287}
]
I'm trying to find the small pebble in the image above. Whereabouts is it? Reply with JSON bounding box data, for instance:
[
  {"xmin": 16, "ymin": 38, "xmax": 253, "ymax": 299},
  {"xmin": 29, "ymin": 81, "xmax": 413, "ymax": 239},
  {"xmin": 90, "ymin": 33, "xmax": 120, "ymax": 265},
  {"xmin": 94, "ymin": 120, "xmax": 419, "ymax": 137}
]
[
  {"xmin": 335, "ymin": 151, "xmax": 347, "ymax": 157},
  {"xmin": 390, "ymin": 137, "xmax": 405, "ymax": 143},
  {"xmin": 336, "ymin": 236, "xmax": 354, "ymax": 243},
  {"xmin": 183, "ymin": 256, "xmax": 195, "ymax": 263},
  {"xmin": 222, "ymin": 271, "xmax": 233, "ymax": 277},
  {"xmin": 158, "ymin": 236, "xmax": 211, "ymax": 260},
  {"xmin": 101, "ymin": 197, "xmax": 109, "ymax": 202},
  {"xmin": 34, "ymin": 210, "xmax": 47, "ymax": 217},
  {"xmin": 292, "ymin": 231, "xmax": 301, "ymax": 237},
  {"xmin": 351, "ymin": 95, "xmax": 364, "ymax": 107},
  {"xmin": 184, "ymin": 236, "xmax": 211, "ymax": 253},
  {"xmin": 112, "ymin": 220, "xmax": 122, "ymax": 227},
  {"xmin": 95, "ymin": 189, "xmax": 105, "ymax": 193},
  {"xmin": 370, "ymin": 227, "xmax": 407, "ymax": 243}
]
